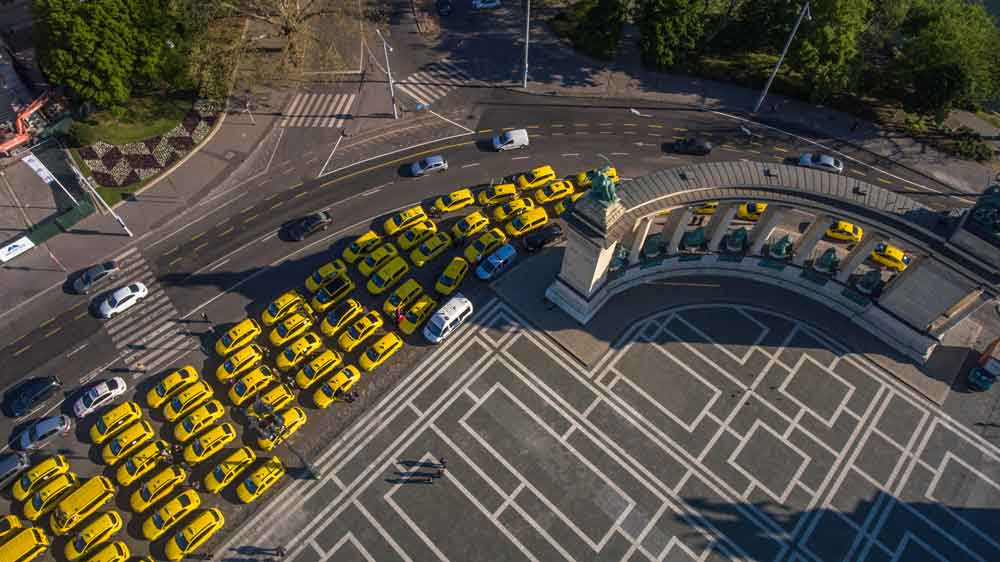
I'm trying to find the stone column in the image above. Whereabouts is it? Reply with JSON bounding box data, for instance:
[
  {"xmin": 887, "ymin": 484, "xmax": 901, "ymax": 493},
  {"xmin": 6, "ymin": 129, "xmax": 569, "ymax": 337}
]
[
  {"xmin": 662, "ymin": 208, "xmax": 692, "ymax": 255},
  {"xmin": 628, "ymin": 217, "xmax": 654, "ymax": 265},
  {"xmin": 748, "ymin": 206, "xmax": 785, "ymax": 256},
  {"xmin": 792, "ymin": 215, "xmax": 834, "ymax": 266},
  {"xmin": 705, "ymin": 204, "xmax": 739, "ymax": 251},
  {"xmin": 555, "ymin": 228, "xmax": 618, "ymax": 297},
  {"xmin": 835, "ymin": 233, "xmax": 881, "ymax": 283}
]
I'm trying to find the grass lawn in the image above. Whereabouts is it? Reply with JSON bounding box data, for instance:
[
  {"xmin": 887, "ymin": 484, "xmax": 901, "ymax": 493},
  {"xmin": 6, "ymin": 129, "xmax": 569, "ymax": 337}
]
[{"xmin": 74, "ymin": 96, "xmax": 193, "ymax": 146}]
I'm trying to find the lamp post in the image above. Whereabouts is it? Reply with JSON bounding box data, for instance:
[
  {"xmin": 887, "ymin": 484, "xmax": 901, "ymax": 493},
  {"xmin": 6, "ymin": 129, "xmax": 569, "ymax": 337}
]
[
  {"xmin": 753, "ymin": 2, "xmax": 812, "ymax": 114},
  {"xmin": 522, "ymin": 0, "xmax": 531, "ymax": 88},
  {"xmin": 375, "ymin": 29, "xmax": 398, "ymax": 120},
  {"xmin": 70, "ymin": 164, "xmax": 132, "ymax": 237}
]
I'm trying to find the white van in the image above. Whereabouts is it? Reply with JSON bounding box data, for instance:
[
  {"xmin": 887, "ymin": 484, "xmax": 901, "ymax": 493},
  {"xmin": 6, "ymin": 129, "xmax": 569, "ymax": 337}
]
[
  {"xmin": 423, "ymin": 293, "xmax": 474, "ymax": 343},
  {"xmin": 492, "ymin": 129, "xmax": 529, "ymax": 151}
]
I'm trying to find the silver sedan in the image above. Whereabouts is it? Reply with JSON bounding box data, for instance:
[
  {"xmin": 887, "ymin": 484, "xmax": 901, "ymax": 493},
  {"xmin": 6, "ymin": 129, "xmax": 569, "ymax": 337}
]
[{"xmin": 797, "ymin": 152, "xmax": 845, "ymax": 174}]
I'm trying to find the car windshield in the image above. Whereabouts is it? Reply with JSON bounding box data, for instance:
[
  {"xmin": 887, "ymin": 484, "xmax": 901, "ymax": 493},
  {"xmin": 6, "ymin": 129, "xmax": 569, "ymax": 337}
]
[
  {"xmin": 276, "ymin": 323, "xmax": 290, "ymax": 337},
  {"xmin": 74, "ymin": 535, "xmax": 88, "ymax": 552},
  {"xmin": 221, "ymin": 333, "xmax": 234, "ymax": 346},
  {"xmin": 107, "ymin": 297, "xmax": 118, "ymax": 308},
  {"xmin": 153, "ymin": 512, "xmax": 166, "ymax": 528},
  {"xmin": 140, "ymin": 485, "xmax": 154, "ymax": 502},
  {"xmin": 303, "ymin": 364, "xmax": 316, "ymax": 377},
  {"xmin": 169, "ymin": 397, "xmax": 183, "ymax": 411},
  {"xmin": 512, "ymin": 218, "xmax": 525, "ymax": 229},
  {"xmin": 19, "ymin": 473, "xmax": 33, "ymax": 489},
  {"xmin": 211, "ymin": 466, "xmax": 227, "ymax": 482},
  {"xmin": 234, "ymin": 381, "xmax": 248, "ymax": 395},
  {"xmin": 441, "ymin": 274, "xmax": 455, "ymax": 286},
  {"xmin": 243, "ymin": 477, "xmax": 258, "ymax": 494},
  {"xmin": 82, "ymin": 391, "xmax": 98, "ymax": 408},
  {"xmin": 193, "ymin": 440, "xmax": 205, "ymax": 456},
  {"xmin": 316, "ymin": 290, "xmax": 332, "ymax": 303},
  {"xmin": 182, "ymin": 418, "xmax": 196, "ymax": 432},
  {"xmin": 125, "ymin": 458, "xmax": 138, "ymax": 473},
  {"xmin": 372, "ymin": 274, "xmax": 386, "ymax": 288},
  {"xmin": 282, "ymin": 348, "xmax": 296, "ymax": 361},
  {"xmin": 110, "ymin": 439, "xmax": 124, "ymax": 455},
  {"xmin": 95, "ymin": 419, "xmax": 108, "ymax": 434},
  {"xmin": 426, "ymin": 317, "xmax": 445, "ymax": 337},
  {"xmin": 174, "ymin": 530, "xmax": 190, "ymax": 550},
  {"xmin": 365, "ymin": 348, "xmax": 379, "ymax": 361},
  {"xmin": 31, "ymin": 493, "xmax": 44, "ymax": 510},
  {"xmin": 267, "ymin": 303, "xmax": 281, "ymax": 316},
  {"xmin": 310, "ymin": 271, "xmax": 324, "ymax": 283},
  {"xmin": 154, "ymin": 382, "xmax": 168, "ymax": 397},
  {"xmin": 473, "ymin": 240, "xmax": 486, "ymax": 253}
]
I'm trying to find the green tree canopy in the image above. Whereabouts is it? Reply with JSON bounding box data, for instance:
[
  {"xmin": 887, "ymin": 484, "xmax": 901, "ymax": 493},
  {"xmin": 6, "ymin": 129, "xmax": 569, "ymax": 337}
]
[
  {"xmin": 637, "ymin": 0, "xmax": 705, "ymax": 69},
  {"xmin": 788, "ymin": 0, "xmax": 868, "ymax": 102}
]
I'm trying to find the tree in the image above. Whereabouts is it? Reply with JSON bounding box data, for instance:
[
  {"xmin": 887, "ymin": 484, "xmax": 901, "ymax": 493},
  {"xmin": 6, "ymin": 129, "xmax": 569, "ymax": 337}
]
[
  {"xmin": 220, "ymin": 0, "xmax": 346, "ymax": 72},
  {"xmin": 637, "ymin": 0, "xmax": 705, "ymax": 69},
  {"xmin": 788, "ymin": 0, "xmax": 868, "ymax": 102}
]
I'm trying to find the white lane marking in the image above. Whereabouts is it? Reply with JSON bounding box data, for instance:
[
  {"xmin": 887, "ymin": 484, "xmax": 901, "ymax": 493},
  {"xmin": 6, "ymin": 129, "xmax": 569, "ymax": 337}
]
[
  {"xmin": 208, "ymin": 258, "xmax": 231, "ymax": 272},
  {"xmin": 320, "ymin": 131, "xmax": 474, "ymax": 180},
  {"xmin": 462, "ymin": 163, "xmax": 480, "ymax": 168},
  {"xmin": 196, "ymin": 127, "xmax": 285, "ymax": 209},
  {"xmin": 318, "ymin": 135, "xmax": 344, "ymax": 178},
  {"xmin": 187, "ymin": 228, "xmax": 280, "ymax": 278},
  {"xmin": 428, "ymin": 109, "xmax": 474, "ymax": 134},
  {"xmin": 512, "ymin": 156, "xmax": 530, "ymax": 160},
  {"xmin": 66, "ymin": 343, "xmax": 88, "ymax": 357},
  {"xmin": 610, "ymin": 152, "xmax": 629, "ymax": 156},
  {"xmin": 361, "ymin": 187, "xmax": 382, "ymax": 197},
  {"xmin": 561, "ymin": 153, "xmax": 579, "ymax": 157}
]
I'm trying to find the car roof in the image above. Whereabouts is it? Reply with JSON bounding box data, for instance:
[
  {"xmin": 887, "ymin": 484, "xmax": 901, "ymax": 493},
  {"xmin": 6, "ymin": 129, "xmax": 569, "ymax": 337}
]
[
  {"xmin": 494, "ymin": 244, "xmax": 516, "ymax": 258},
  {"xmin": 423, "ymin": 155, "xmax": 444, "ymax": 165}
]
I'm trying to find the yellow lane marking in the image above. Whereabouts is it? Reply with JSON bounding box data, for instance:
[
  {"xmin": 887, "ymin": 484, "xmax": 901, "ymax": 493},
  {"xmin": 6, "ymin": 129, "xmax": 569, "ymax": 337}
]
[
  {"xmin": 44, "ymin": 327, "xmax": 61, "ymax": 338},
  {"xmin": 39, "ymin": 318, "xmax": 54, "ymax": 328},
  {"xmin": 746, "ymin": 149, "xmax": 761, "ymax": 154},
  {"xmin": 266, "ymin": 193, "xmax": 281, "ymax": 201},
  {"xmin": 573, "ymin": 123, "xmax": 588, "ymax": 127},
  {"xmin": 525, "ymin": 125, "xmax": 541, "ymax": 129},
  {"xmin": 319, "ymin": 141, "xmax": 475, "ymax": 190},
  {"xmin": 718, "ymin": 146, "xmax": 743, "ymax": 152},
  {"xmin": 674, "ymin": 127, "xmax": 688, "ymax": 132},
  {"xmin": 849, "ymin": 169, "xmax": 866, "ymax": 177},
  {"xmin": 74, "ymin": 311, "xmax": 89, "ymax": 321},
  {"xmin": 551, "ymin": 124, "xmax": 564, "ymax": 128},
  {"xmin": 623, "ymin": 123, "xmax": 638, "ymax": 127},
  {"xmin": 623, "ymin": 131, "xmax": 637, "ymax": 135},
  {"xmin": 168, "ymin": 256, "xmax": 183, "ymax": 266},
  {"xmin": 13, "ymin": 345, "xmax": 30, "ymax": 357},
  {"xmin": 647, "ymin": 133, "xmax": 662, "ymax": 137},
  {"xmin": 501, "ymin": 127, "xmax": 514, "ymax": 131},
  {"xmin": 243, "ymin": 213, "xmax": 259, "ymax": 224},
  {"xmin": 269, "ymin": 201, "xmax": 284, "ymax": 211},
  {"xmin": 774, "ymin": 146, "xmax": 788, "ymax": 152},
  {"xmin": 240, "ymin": 205, "xmax": 255, "ymax": 214},
  {"xmin": 191, "ymin": 232, "xmax": 204, "ymax": 241},
  {"xmin": 193, "ymin": 241, "xmax": 209, "ymax": 253},
  {"xmin": 295, "ymin": 191, "xmax": 309, "ymax": 198},
  {"xmin": 217, "ymin": 217, "xmax": 230, "ymax": 226},
  {"xmin": 648, "ymin": 124, "xmax": 664, "ymax": 129},
  {"xmin": 477, "ymin": 129, "xmax": 492, "ymax": 134},
  {"xmin": 774, "ymin": 155, "xmax": 784, "ymax": 160},
  {"xmin": 218, "ymin": 226, "xmax": 235, "ymax": 237},
  {"xmin": 877, "ymin": 178, "xmax": 893, "ymax": 185},
  {"xmin": 163, "ymin": 245, "xmax": 179, "ymax": 256}
]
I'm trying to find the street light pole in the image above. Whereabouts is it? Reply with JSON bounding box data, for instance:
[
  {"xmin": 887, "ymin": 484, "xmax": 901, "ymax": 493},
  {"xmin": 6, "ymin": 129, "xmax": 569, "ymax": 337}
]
[
  {"xmin": 70, "ymin": 164, "xmax": 133, "ymax": 237},
  {"xmin": 753, "ymin": 1, "xmax": 811, "ymax": 114},
  {"xmin": 375, "ymin": 29, "xmax": 399, "ymax": 120},
  {"xmin": 522, "ymin": 0, "xmax": 530, "ymax": 88}
]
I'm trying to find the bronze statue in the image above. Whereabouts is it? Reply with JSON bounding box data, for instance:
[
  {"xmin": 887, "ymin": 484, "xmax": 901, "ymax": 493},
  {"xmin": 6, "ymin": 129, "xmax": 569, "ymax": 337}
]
[{"xmin": 588, "ymin": 166, "xmax": 619, "ymax": 205}]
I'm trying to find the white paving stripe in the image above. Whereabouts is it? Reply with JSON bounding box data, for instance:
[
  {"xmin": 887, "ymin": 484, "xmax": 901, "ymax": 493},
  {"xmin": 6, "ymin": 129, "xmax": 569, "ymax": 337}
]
[
  {"xmin": 395, "ymin": 61, "xmax": 476, "ymax": 107},
  {"xmin": 281, "ymin": 93, "xmax": 356, "ymax": 128}
]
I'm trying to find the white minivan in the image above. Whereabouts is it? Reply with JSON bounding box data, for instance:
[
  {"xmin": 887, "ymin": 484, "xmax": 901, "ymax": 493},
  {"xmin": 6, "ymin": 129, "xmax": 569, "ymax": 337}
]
[
  {"xmin": 423, "ymin": 293, "xmax": 474, "ymax": 344},
  {"xmin": 492, "ymin": 128, "xmax": 529, "ymax": 151}
]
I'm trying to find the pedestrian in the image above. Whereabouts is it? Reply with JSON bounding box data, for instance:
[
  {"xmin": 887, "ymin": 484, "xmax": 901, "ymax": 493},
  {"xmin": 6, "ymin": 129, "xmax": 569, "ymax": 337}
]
[
  {"xmin": 135, "ymin": 361, "xmax": 146, "ymax": 373},
  {"xmin": 438, "ymin": 456, "xmax": 447, "ymax": 470},
  {"xmin": 394, "ymin": 306, "xmax": 404, "ymax": 325},
  {"xmin": 201, "ymin": 312, "xmax": 209, "ymax": 323},
  {"xmin": 275, "ymin": 546, "xmax": 286, "ymax": 558},
  {"xmin": 770, "ymin": 103, "xmax": 777, "ymax": 113}
]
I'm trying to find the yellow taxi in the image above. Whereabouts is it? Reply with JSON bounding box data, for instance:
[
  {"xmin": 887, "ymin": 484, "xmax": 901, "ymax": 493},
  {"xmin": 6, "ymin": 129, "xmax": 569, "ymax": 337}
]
[
  {"xmin": 338, "ymin": 311, "xmax": 383, "ymax": 353},
  {"xmin": 435, "ymin": 257, "xmax": 469, "ymax": 296},
  {"xmin": 228, "ymin": 365, "xmax": 276, "ymax": 406},
  {"xmin": 313, "ymin": 365, "xmax": 362, "ymax": 409},
  {"xmin": 50, "ymin": 475, "xmax": 115, "ymax": 535},
  {"xmin": 309, "ymin": 274, "xmax": 355, "ymax": 314},
  {"xmin": 319, "ymin": 298, "xmax": 364, "ymax": 338},
  {"xmin": 505, "ymin": 207, "xmax": 549, "ymax": 238},
  {"xmin": 492, "ymin": 197, "xmax": 534, "ymax": 223},
  {"xmin": 115, "ymin": 440, "xmax": 168, "ymax": 487},
  {"xmin": 130, "ymin": 465, "xmax": 186, "ymax": 513},
  {"xmin": 295, "ymin": 348, "xmax": 342, "ymax": 389},
  {"xmin": 261, "ymin": 291, "xmax": 311, "ymax": 327},
  {"xmin": 203, "ymin": 446, "xmax": 255, "ymax": 494},
  {"xmin": 1, "ymin": 528, "xmax": 49, "ymax": 562},
  {"xmin": 433, "ymin": 188, "xmax": 474, "ymax": 214},
  {"xmin": 268, "ymin": 312, "xmax": 313, "ymax": 348},
  {"xmin": 146, "ymin": 366, "xmax": 199, "ymax": 409},
  {"xmin": 382, "ymin": 279, "xmax": 423, "ymax": 316},
  {"xmin": 173, "ymin": 400, "xmax": 225, "ymax": 443},
  {"xmin": 83, "ymin": 542, "xmax": 128, "ymax": 562},
  {"xmin": 102, "ymin": 420, "xmax": 153, "ymax": 465},
  {"xmin": 825, "ymin": 220, "xmax": 863, "ymax": 242},
  {"xmin": 383, "ymin": 205, "xmax": 428, "ymax": 236},
  {"xmin": 737, "ymin": 202, "xmax": 768, "ymax": 221},
  {"xmin": 163, "ymin": 380, "xmax": 213, "ymax": 422},
  {"xmin": 215, "ymin": 318, "xmax": 262, "ymax": 356},
  {"xmin": 574, "ymin": 166, "xmax": 619, "ymax": 189},
  {"xmin": 366, "ymin": 257, "xmax": 409, "ymax": 295},
  {"xmin": 464, "ymin": 228, "xmax": 507, "ymax": 263},
  {"xmin": 13, "ymin": 454, "xmax": 69, "ymax": 502},
  {"xmin": 451, "ymin": 211, "xmax": 490, "ymax": 240},
  {"xmin": 215, "ymin": 342, "xmax": 265, "ymax": 383},
  {"xmin": 163, "ymin": 508, "xmax": 224, "ymax": 561},
  {"xmin": 141, "ymin": 489, "xmax": 200, "ymax": 541},
  {"xmin": 183, "ymin": 423, "xmax": 236, "ymax": 466},
  {"xmin": 64, "ymin": 511, "xmax": 122, "ymax": 562},
  {"xmin": 870, "ymin": 242, "xmax": 911, "ymax": 271},
  {"xmin": 693, "ymin": 201, "xmax": 718, "ymax": 215},
  {"xmin": 257, "ymin": 407, "xmax": 307, "ymax": 451},
  {"xmin": 303, "ymin": 259, "xmax": 348, "ymax": 293},
  {"xmin": 276, "ymin": 333, "xmax": 323, "ymax": 372},
  {"xmin": 477, "ymin": 183, "xmax": 518, "ymax": 206},
  {"xmin": 533, "ymin": 179, "xmax": 575, "ymax": 205},
  {"xmin": 359, "ymin": 333, "xmax": 403, "ymax": 372},
  {"xmin": 399, "ymin": 294, "xmax": 437, "ymax": 335},
  {"xmin": 341, "ymin": 230, "xmax": 382, "ymax": 264},
  {"xmin": 409, "ymin": 232, "xmax": 452, "ymax": 267},
  {"xmin": 396, "ymin": 219, "xmax": 437, "ymax": 251},
  {"xmin": 554, "ymin": 192, "xmax": 584, "ymax": 216},
  {"xmin": 517, "ymin": 165, "xmax": 556, "ymax": 189},
  {"xmin": 358, "ymin": 243, "xmax": 399, "ymax": 277},
  {"xmin": 236, "ymin": 457, "xmax": 285, "ymax": 504},
  {"xmin": 0, "ymin": 514, "xmax": 21, "ymax": 543},
  {"xmin": 23, "ymin": 472, "xmax": 78, "ymax": 521},
  {"xmin": 245, "ymin": 383, "xmax": 294, "ymax": 420}
]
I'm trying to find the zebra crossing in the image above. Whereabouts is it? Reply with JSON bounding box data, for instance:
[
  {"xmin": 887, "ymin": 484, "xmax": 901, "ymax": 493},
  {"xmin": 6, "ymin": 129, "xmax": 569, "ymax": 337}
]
[
  {"xmin": 281, "ymin": 92, "xmax": 356, "ymax": 128},
  {"xmin": 102, "ymin": 248, "xmax": 201, "ymax": 376},
  {"xmin": 395, "ymin": 60, "xmax": 475, "ymax": 107}
]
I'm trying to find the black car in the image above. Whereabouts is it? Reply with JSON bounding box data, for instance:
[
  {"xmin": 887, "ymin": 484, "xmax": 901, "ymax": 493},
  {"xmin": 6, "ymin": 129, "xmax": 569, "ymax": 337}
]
[
  {"xmin": 671, "ymin": 137, "xmax": 713, "ymax": 155},
  {"xmin": 523, "ymin": 223, "xmax": 564, "ymax": 253},
  {"xmin": 436, "ymin": 0, "xmax": 453, "ymax": 15},
  {"xmin": 2, "ymin": 376, "xmax": 62, "ymax": 418},
  {"xmin": 286, "ymin": 211, "xmax": 332, "ymax": 241}
]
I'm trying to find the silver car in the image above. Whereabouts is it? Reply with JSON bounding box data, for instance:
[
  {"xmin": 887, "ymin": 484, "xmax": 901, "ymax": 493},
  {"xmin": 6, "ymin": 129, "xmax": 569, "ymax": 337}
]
[
  {"xmin": 96, "ymin": 282, "xmax": 148, "ymax": 319},
  {"xmin": 797, "ymin": 152, "xmax": 844, "ymax": 174},
  {"xmin": 73, "ymin": 261, "xmax": 119, "ymax": 294},
  {"xmin": 0, "ymin": 452, "xmax": 29, "ymax": 490},
  {"xmin": 72, "ymin": 377, "xmax": 127, "ymax": 419},
  {"xmin": 15, "ymin": 415, "xmax": 72, "ymax": 450},
  {"xmin": 410, "ymin": 155, "xmax": 448, "ymax": 177}
]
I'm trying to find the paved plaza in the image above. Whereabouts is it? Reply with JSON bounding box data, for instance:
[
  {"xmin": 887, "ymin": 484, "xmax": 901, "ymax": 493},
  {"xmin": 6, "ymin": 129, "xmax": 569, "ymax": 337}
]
[{"xmin": 216, "ymin": 300, "xmax": 1000, "ymax": 562}]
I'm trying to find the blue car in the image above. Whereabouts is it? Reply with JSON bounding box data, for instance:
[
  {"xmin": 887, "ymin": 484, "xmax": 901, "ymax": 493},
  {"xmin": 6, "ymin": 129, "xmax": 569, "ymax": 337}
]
[{"xmin": 475, "ymin": 244, "xmax": 517, "ymax": 280}]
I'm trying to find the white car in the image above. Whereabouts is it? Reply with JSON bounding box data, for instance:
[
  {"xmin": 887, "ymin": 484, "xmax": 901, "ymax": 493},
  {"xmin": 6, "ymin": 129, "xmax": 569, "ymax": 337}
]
[
  {"xmin": 472, "ymin": 0, "xmax": 501, "ymax": 9},
  {"xmin": 797, "ymin": 153, "xmax": 844, "ymax": 174},
  {"xmin": 97, "ymin": 282, "xmax": 148, "ymax": 318},
  {"xmin": 72, "ymin": 377, "xmax": 127, "ymax": 418}
]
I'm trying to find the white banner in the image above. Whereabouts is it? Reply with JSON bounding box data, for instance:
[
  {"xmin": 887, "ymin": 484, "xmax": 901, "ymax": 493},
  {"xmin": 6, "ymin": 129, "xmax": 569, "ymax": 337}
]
[
  {"xmin": 0, "ymin": 236, "xmax": 36, "ymax": 262},
  {"xmin": 21, "ymin": 153, "xmax": 57, "ymax": 185}
]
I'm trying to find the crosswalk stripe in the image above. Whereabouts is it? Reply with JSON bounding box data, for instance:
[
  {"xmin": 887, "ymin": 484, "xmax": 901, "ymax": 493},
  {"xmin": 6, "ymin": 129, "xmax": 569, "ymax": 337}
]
[
  {"xmin": 322, "ymin": 94, "xmax": 352, "ymax": 128},
  {"xmin": 116, "ymin": 259, "xmax": 148, "ymax": 278},
  {"xmin": 281, "ymin": 93, "xmax": 309, "ymax": 128},
  {"xmin": 311, "ymin": 94, "xmax": 340, "ymax": 127},
  {"xmin": 395, "ymin": 61, "xmax": 475, "ymax": 107},
  {"xmin": 406, "ymin": 74, "xmax": 451, "ymax": 98},
  {"xmin": 141, "ymin": 337, "xmax": 202, "ymax": 374},
  {"xmin": 114, "ymin": 246, "xmax": 139, "ymax": 261},
  {"xmin": 300, "ymin": 94, "xmax": 325, "ymax": 127},
  {"xmin": 119, "ymin": 316, "xmax": 180, "ymax": 349},
  {"xmin": 282, "ymin": 93, "xmax": 355, "ymax": 128},
  {"xmin": 127, "ymin": 323, "xmax": 188, "ymax": 355},
  {"xmin": 106, "ymin": 296, "xmax": 173, "ymax": 336}
]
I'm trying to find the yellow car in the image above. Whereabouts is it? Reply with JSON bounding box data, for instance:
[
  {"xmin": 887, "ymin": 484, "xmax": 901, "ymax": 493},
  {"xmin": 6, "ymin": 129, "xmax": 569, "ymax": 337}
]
[
  {"xmin": 261, "ymin": 291, "xmax": 311, "ymax": 327},
  {"xmin": 517, "ymin": 165, "xmax": 556, "ymax": 189},
  {"xmin": 574, "ymin": 166, "xmax": 619, "ymax": 189},
  {"xmin": 737, "ymin": 202, "xmax": 768, "ymax": 221},
  {"xmin": 319, "ymin": 298, "xmax": 364, "ymax": 338},
  {"xmin": 116, "ymin": 440, "xmax": 168, "ymax": 487},
  {"xmin": 215, "ymin": 318, "xmax": 262, "ymax": 356},
  {"xmin": 13, "ymin": 454, "xmax": 69, "ymax": 502},
  {"xmin": 304, "ymin": 259, "xmax": 347, "ymax": 293},
  {"xmin": 435, "ymin": 257, "xmax": 469, "ymax": 296},
  {"xmin": 342, "ymin": 230, "xmax": 382, "ymax": 263},
  {"xmin": 399, "ymin": 294, "xmax": 437, "ymax": 335},
  {"xmin": 464, "ymin": 228, "xmax": 507, "ymax": 263},
  {"xmin": 433, "ymin": 188, "xmax": 474, "ymax": 214},
  {"xmin": 693, "ymin": 201, "xmax": 718, "ymax": 215},
  {"xmin": 85, "ymin": 542, "xmax": 129, "ymax": 562},
  {"xmin": 130, "ymin": 465, "xmax": 186, "ymax": 513},
  {"xmin": 295, "ymin": 348, "xmax": 342, "ymax": 389},
  {"xmin": 276, "ymin": 333, "xmax": 323, "ymax": 372},
  {"xmin": 236, "ymin": 457, "xmax": 285, "ymax": 504},
  {"xmin": 141, "ymin": 489, "xmax": 200, "ymax": 541},
  {"xmin": 174, "ymin": 400, "xmax": 225, "ymax": 443},
  {"xmin": 826, "ymin": 220, "xmax": 863, "ymax": 242},
  {"xmin": 50, "ymin": 475, "xmax": 115, "ymax": 536},
  {"xmin": 383, "ymin": 205, "xmax": 428, "ymax": 236},
  {"xmin": 0, "ymin": 514, "xmax": 21, "ymax": 543},
  {"xmin": 163, "ymin": 380, "xmax": 213, "ymax": 422},
  {"xmin": 505, "ymin": 207, "xmax": 549, "ymax": 238},
  {"xmin": 23, "ymin": 472, "xmax": 78, "ymax": 521},
  {"xmin": 102, "ymin": 420, "xmax": 153, "ymax": 465},
  {"xmin": 215, "ymin": 342, "xmax": 265, "ymax": 383},
  {"xmin": 146, "ymin": 366, "xmax": 199, "ymax": 409},
  {"xmin": 396, "ymin": 219, "xmax": 437, "ymax": 251},
  {"xmin": 451, "ymin": 211, "xmax": 490, "ymax": 241},
  {"xmin": 338, "ymin": 311, "xmax": 383, "ymax": 353},
  {"xmin": 359, "ymin": 332, "xmax": 403, "ymax": 372},
  {"xmin": 245, "ymin": 383, "xmax": 295, "ymax": 420},
  {"xmin": 554, "ymin": 192, "xmax": 584, "ymax": 216},
  {"xmin": 163, "ymin": 508, "xmax": 224, "ymax": 561},
  {"xmin": 313, "ymin": 365, "xmax": 362, "ymax": 409},
  {"xmin": 366, "ymin": 257, "xmax": 409, "ymax": 295},
  {"xmin": 492, "ymin": 197, "xmax": 534, "ymax": 223},
  {"xmin": 228, "ymin": 365, "xmax": 277, "ymax": 406},
  {"xmin": 477, "ymin": 183, "xmax": 518, "ymax": 206},
  {"xmin": 183, "ymin": 423, "xmax": 236, "ymax": 466},
  {"xmin": 358, "ymin": 243, "xmax": 399, "ymax": 277},
  {"xmin": 256, "ymin": 407, "xmax": 307, "ymax": 451},
  {"xmin": 309, "ymin": 274, "xmax": 355, "ymax": 314},
  {"xmin": 268, "ymin": 312, "xmax": 313, "ymax": 348},
  {"xmin": 533, "ymin": 179, "xmax": 575, "ymax": 205},
  {"xmin": 203, "ymin": 446, "xmax": 256, "ymax": 494},
  {"xmin": 64, "ymin": 511, "xmax": 122, "ymax": 562},
  {"xmin": 382, "ymin": 279, "xmax": 424, "ymax": 316},
  {"xmin": 409, "ymin": 232, "xmax": 453, "ymax": 267},
  {"xmin": 870, "ymin": 242, "xmax": 911, "ymax": 271}
]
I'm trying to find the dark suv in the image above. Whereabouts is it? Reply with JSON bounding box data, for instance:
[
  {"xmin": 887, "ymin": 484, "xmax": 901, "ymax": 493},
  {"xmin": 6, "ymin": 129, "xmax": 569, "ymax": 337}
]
[
  {"xmin": 2, "ymin": 377, "xmax": 62, "ymax": 418},
  {"xmin": 523, "ymin": 223, "xmax": 564, "ymax": 253},
  {"xmin": 285, "ymin": 211, "xmax": 332, "ymax": 241},
  {"xmin": 671, "ymin": 137, "xmax": 714, "ymax": 155}
]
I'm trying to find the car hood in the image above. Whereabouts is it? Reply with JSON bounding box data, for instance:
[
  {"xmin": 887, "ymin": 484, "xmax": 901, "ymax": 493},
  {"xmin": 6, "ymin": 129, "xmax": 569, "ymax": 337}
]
[
  {"xmin": 409, "ymin": 162, "xmax": 423, "ymax": 174},
  {"xmin": 97, "ymin": 299, "xmax": 115, "ymax": 317}
]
